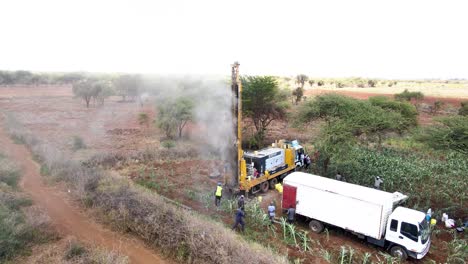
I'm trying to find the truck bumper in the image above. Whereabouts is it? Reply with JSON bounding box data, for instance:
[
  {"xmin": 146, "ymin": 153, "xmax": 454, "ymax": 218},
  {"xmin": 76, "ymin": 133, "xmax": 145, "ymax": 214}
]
[
  {"xmin": 417, "ymin": 240, "xmax": 431, "ymax": 259},
  {"xmin": 408, "ymin": 240, "xmax": 430, "ymax": 259}
]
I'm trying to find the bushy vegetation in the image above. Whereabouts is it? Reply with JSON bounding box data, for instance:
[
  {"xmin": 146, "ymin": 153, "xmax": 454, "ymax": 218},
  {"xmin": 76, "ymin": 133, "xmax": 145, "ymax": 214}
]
[
  {"xmin": 0, "ymin": 154, "xmax": 55, "ymax": 262},
  {"xmin": 0, "ymin": 154, "xmax": 20, "ymax": 187},
  {"xmin": 416, "ymin": 116, "xmax": 468, "ymax": 155},
  {"xmin": 297, "ymin": 94, "xmax": 417, "ymax": 155},
  {"xmin": 72, "ymin": 135, "xmax": 86, "ymax": 151},
  {"xmin": 459, "ymin": 101, "xmax": 468, "ymax": 116},
  {"xmin": 394, "ymin": 89, "xmax": 424, "ymax": 102},
  {"xmin": 157, "ymin": 97, "xmax": 194, "ymax": 139}
]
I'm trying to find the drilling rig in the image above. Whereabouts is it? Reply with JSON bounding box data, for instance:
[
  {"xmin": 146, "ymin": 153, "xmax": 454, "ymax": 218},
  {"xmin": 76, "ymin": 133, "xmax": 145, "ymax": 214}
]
[{"xmin": 227, "ymin": 62, "xmax": 306, "ymax": 194}]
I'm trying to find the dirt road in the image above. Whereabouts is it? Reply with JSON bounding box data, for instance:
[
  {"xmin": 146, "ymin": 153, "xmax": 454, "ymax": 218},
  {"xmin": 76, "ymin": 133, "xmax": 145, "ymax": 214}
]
[{"xmin": 0, "ymin": 124, "xmax": 168, "ymax": 264}]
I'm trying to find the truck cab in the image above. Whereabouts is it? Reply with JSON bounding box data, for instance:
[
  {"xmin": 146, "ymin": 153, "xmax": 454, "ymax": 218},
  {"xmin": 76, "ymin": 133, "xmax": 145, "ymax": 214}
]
[{"xmin": 384, "ymin": 207, "xmax": 431, "ymax": 259}]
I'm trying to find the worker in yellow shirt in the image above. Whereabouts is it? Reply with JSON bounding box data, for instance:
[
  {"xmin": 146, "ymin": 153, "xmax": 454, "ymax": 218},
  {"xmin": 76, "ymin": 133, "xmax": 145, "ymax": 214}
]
[{"xmin": 214, "ymin": 182, "xmax": 223, "ymax": 207}]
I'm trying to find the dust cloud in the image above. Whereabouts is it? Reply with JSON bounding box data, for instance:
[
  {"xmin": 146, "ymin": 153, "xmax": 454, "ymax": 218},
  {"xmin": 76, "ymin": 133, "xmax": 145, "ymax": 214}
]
[{"xmin": 143, "ymin": 75, "xmax": 235, "ymax": 163}]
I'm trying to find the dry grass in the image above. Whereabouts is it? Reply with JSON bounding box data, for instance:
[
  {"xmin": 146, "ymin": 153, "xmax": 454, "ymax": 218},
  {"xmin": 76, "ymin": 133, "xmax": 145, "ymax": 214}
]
[{"xmin": 15, "ymin": 236, "xmax": 129, "ymax": 264}]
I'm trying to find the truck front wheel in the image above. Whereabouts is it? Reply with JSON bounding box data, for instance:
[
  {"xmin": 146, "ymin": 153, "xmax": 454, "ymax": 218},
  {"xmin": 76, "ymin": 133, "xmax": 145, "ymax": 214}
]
[
  {"xmin": 390, "ymin": 246, "xmax": 408, "ymax": 260},
  {"xmin": 309, "ymin": 220, "xmax": 324, "ymax": 233}
]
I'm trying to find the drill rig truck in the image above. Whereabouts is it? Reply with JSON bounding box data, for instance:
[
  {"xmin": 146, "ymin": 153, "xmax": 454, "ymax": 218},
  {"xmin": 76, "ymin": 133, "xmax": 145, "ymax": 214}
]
[{"xmin": 227, "ymin": 62, "xmax": 305, "ymax": 194}]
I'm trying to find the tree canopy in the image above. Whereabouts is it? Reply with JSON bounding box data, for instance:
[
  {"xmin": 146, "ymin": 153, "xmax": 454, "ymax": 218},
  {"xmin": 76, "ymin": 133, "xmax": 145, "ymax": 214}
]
[
  {"xmin": 416, "ymin": 116, "xmax": 468, "ymax": 155},
  {"xmin": 157, "ymin": 97, "xmax": 194, "ymax": 139},
  {"xmin": 72, "ymin": 79, "xmax": 101, "ymax": 108},
  {"xmin": 297, "ymin": 94, "xmax": 417, "ymax": 157},
  {"xmin": 241, "ymin": 76, "xmax": 289, "ymax": 141},
  {"xmin": 114, "ymin": 75, "xmax": 141, "ymax": 101}
]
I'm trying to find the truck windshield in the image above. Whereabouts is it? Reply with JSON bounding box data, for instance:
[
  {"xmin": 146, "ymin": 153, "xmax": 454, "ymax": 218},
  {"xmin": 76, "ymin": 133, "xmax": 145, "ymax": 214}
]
[{"xmin": 419, "ymin": 219, "xmax": 430, "ymax": 244}]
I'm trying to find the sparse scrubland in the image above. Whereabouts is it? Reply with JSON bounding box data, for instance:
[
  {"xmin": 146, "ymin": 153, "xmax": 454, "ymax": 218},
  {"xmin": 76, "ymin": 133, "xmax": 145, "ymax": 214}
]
[
  {"xmin": 1, "ymin": 150, "xmax": 126, "ymax": 264},
  {"xmin": 3, "ymin": 113, "xmax": 288, "ymax": 264}
]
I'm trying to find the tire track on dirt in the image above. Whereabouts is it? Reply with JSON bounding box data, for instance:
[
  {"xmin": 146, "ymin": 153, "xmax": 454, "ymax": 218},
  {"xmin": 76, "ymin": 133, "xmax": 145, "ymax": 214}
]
[{"xmin": 0, "ymin": 124, "xmax": 168, "ymax": 264}]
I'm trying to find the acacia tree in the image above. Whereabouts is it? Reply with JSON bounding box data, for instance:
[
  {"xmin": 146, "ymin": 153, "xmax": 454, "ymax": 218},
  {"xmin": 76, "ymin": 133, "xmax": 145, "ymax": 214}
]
[
  {"xmin": 417, "ymin": 116, "xmax": 468, "ymax": 155},
  {"xmin": 296, "ymin": 74, "xmax": 308, "ymax": 88},
  {"xmin": 72, "ymin": 79, "xmax": 102, "ymax": 108},
  {"xmin": 242, "ymin": 76, "xmax": 288, "ymax": 142},
  {"xmin": 293, "ymin": 74, "xmax": 308, "ymax": 104},
  {"xmin": 156, "ymin": 97, "xmax": 194, "ymax": 139},
  {"xmin": 114, "ymin": 74, "xmax": 141, "ymax": 101}
]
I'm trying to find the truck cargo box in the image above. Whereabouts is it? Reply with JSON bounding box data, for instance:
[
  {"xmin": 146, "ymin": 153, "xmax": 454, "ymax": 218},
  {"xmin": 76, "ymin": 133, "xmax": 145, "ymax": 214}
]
[{"xmin": 283, "ymin": 172, "xmax": 407, "ymax": 240}]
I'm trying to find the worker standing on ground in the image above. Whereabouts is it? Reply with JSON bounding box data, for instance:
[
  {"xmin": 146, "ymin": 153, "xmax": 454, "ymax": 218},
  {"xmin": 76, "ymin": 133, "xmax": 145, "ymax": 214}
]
[
  {"xmin": 268, "ymin": 202, "xmax": 276, "ymax": 224},
  {"xmin": 214, "ymin": 182, "xmax": 223, "ymax": 207},
  {"xmin": 374, "ymin": 176, "xmax": 384, "ymax": 190},
  {"xmin": 232, "ymin": 207, "xmax": 245, "ymax": 232},
  {"xmin": 238, "ymin": 195, "xmax": 245, "ymax": 210},
  {"xmin": 287, "ymin": 206, "xmax": 295, "ymax": 224},
  {"xmin": 304, "ymin": 154, "xmax": 311, "ymax": 170},
  {"xmin": 336, "ymin": 171, "xmax": 342, "ymax": 181}
]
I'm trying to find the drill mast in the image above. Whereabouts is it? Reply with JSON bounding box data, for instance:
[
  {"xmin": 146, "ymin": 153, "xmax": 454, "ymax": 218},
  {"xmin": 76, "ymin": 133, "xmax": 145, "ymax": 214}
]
[{"xmin": 230, "ymin": 62, "xmax": 242, "ymax": 189}]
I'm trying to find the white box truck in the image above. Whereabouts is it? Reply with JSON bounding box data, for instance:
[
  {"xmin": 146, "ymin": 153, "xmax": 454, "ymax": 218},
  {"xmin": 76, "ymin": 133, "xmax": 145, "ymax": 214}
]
[{"xmin": 282, "ymin": 172, "xmax": 431, "ymax": 260}]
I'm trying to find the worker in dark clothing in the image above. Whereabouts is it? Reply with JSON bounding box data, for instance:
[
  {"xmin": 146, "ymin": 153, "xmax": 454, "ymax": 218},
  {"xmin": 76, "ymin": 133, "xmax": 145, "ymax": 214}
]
[
  {"xmin": 304, "ymin": 154, "xmax": 311, "ymax": 170},
  {"xmin": 374, "ymin": 176, "xmax": 384, "ymax": 190},
  {"xmin": 232, "ymin": 208, "xmax": 245, "ymax": 232},
  {"xmin": 336, "ymin": 171, "xmax": 342, "ymax": 181},
  {"xmin": 238, "ymin": 195, "xmax": 245, "ymax": 210},
  {"xmin": 287, "ymin": 206, "xmax": 296, "ymax": 224},
  {"xmin": 214, "ymin": 182, "xmax": 223, "ymax": 207}
]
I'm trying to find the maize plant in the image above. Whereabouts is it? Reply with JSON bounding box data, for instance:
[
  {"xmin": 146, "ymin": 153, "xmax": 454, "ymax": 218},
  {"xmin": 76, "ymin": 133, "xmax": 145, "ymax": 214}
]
[
  {"xmin": 446, "ymin": 238, "xmax": 468, "ymax": 264},
  {"xmin": 361, "ymin": 252, "xmax": 372, "ymax": 264},
  {"xmin": 297, "ymin": 231, "xmax": 311, "ymax": 252},
  {"xmin": 321, "ymin": 146, "xmax": 467, "ymax": 216}
]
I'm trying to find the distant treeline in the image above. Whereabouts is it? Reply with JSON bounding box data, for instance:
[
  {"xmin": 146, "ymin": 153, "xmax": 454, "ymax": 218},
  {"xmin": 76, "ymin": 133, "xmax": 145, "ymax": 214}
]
[{"xmin": 0, "ymin": 70, "xmax": 116, "ymax": 86}]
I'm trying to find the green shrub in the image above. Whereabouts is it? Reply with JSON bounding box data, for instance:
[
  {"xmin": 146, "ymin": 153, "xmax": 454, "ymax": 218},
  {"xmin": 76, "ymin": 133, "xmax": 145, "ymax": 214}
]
[
  {"xmin": 161, "ymin": 140, "xmax": 176, "ymax": 149},
  {"xmin": 138, "ymin": 112, "xmax": 149, "ymax": 126},
  {"xmin": 394, "ymin": 89, "xmax": 424, "ymax": 101},
  {"xmin": 65, "ymin": 241, "xmax": 87, "ymax": 260},
  {"xmin": 369, "ymin": 96, "xmax": 418, "ymax": 129},
  {"xmin": 317, "ymin": 80, "xmax": 324, "ymax": 86},
  {"xmin": 367, "ymin": 79, "xmax": 377, "ymax": 87},
  {"xmin": 336, "ymin": 82, "xmax": 345, "ymax": 88},
  {"xmin": 0, "ymin": 191, "xmax": 51, "ymax": 261},
  {"xmin": 459, "ymin": 101, "xmax": 468, "ymax": 116},
  {"xmin": 0, "ymin": 156, "xmax": 20, "ymax": 187},
  {"xmin": 416, "ymin": 116, "xmax": 468, "ymax": 155},
  {"xmin": 431, "ymin": 100, "xmax": 445, "ymax": 114},
  {"xmin": 72, "ymin": 136, "xmax": 86, "ymax": 151}
]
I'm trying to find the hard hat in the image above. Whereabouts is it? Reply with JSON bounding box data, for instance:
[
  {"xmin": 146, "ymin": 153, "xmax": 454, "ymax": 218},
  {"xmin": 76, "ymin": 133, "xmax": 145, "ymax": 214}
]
[
  {"xmin": 217, "ymin": 182, "xmax": 222, "ymax": 186},
  {"xmin": 240, "ymin": 195, "xmax": 244, "ymax": 198}
]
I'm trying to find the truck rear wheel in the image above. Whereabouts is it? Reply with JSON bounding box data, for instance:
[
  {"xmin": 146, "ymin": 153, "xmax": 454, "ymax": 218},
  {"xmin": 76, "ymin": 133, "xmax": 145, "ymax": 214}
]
[
  {"xmin": 390, "ymin": 246, "xmax": 408, "ymax": 260},
  {"xmin": 269, "ymin": 178, "xmax": 278, "ymax": 189},
  {"xmin": 260, "ymin": 181, "xmax": 269, "ymax": 193},
  {"xmin": 309, "ymin": 220, "xmax": 324, "ymax": 233}
]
